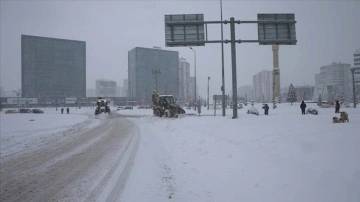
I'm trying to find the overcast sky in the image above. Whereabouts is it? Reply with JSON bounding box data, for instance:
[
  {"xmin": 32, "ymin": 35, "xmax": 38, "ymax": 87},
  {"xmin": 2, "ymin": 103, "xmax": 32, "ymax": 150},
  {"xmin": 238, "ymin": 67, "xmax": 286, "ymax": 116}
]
[{"xmin": 1, "ymin": 0, "xmax": 359, "ymax": 98}]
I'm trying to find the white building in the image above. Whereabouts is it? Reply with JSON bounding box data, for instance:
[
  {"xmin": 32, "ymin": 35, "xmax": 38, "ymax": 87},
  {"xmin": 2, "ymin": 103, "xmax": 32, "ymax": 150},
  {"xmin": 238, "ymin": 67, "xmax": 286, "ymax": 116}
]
[
  {"xmin": 313, "ymin": 62, "xmax": 351, "ymax": 102},
  {"xmin": 354, "ymin": 49, "xmax": 360, "ymax": 82},
  {"xmin": 253, "ymin": 70, "xmax": 273, "ymax": 103},
  {"xmin": 179, "ymin": 57, "xmax": 191, "ymax": 103},
  {"xmin": 95, "ymin": 79, "xmax": 118, "ymax": 97}
]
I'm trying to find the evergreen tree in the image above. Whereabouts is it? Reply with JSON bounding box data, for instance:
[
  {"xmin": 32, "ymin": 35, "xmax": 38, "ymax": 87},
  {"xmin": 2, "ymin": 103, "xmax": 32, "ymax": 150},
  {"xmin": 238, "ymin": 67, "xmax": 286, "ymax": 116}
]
[{"xmin": 286, "ymin": 83, "xmax": 297, "ymax": 105}]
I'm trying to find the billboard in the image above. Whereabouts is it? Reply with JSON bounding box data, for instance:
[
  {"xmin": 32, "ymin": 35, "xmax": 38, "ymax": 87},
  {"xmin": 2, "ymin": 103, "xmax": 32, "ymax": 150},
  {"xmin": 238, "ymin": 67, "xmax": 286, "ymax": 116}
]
[
  {"xmin": 165, "ymin": 14, "xmax": 205, "ymax": 47},
  {"xmin": 257, "ymin": 13, "xmax": 297, "ymax": 45}
]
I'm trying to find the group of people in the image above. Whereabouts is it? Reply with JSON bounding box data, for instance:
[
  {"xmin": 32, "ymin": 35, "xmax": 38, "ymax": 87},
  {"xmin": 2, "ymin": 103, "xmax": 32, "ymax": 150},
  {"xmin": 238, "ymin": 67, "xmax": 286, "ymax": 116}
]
[
  {"xmin": 260, "ymin": 100, "xmax": 341, "ymax": 116},
  {"xmin": 300, "ymin": 100, "xmax": 341, "ymax": 115},
  {"xmin": 60, "ymin": 107, "xmax": 70, "ymax": 114}
]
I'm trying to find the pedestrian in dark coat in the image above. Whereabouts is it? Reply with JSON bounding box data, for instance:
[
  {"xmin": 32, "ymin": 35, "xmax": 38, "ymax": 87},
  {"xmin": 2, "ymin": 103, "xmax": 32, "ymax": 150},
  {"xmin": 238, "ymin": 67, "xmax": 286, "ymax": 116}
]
[
  {"xmin": 262, "ymin": 104, "xmax": 269, "ymax": 115},
  {"xmin": 300, "ymin": 100, "xmax": 306, "ymax": 115},
  {"xmin": 61, "ymin": 108, "xmax": 64, "ymax": 114},
  {"xmin": 335, "ymin": 100, "xmax": 340, "ymax": 113},
  {"xmin": 66, "ymin": 107, "xmax": 69, "ymax": 114}
]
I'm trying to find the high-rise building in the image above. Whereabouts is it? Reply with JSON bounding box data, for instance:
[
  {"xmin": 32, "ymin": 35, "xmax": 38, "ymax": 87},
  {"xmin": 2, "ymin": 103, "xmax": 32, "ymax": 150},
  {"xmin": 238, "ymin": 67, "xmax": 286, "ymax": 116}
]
[
  {"xmin": 128, "ymin": 47, "xmax": 179, "ymax": 99},
  {"xmin": 179, "ymin": 57, "xmax": 191, "ymax": 103},
  {"xmin": 313, "ymin": 62, "xmax": 351, "ymax": 102},
  {"xmin": 21, "ymin": 35, "xmax": 86, "ymax": 98},
  {"xmin": 294, "ymin": 85, "xmax": 314, "ymax": 101},
  {"xmin": 253, "ymin": 70, "xmax": 273, "ymax": 102},
  {"xmin": 95, "ymin": 79, "xmax": 117, "ymax": 97},
  {"xmin": 354, "ymin": 49, "xmax": 360, "ymax": 82}
]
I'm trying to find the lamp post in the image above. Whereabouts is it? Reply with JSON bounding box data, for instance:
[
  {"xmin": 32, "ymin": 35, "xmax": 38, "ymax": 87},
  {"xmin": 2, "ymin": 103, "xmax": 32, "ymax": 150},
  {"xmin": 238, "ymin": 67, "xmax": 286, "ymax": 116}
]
[
  {"xmin": 220, "ymin": 0, "xmax": 226, "ymax": 116},
  {"xmin": 190, "ymin": 47, "xmax": 197, "ymax": 111},
  {"xmin": 350, "ymin": 67, "xmax": 356, "ymax": 108},
  {"xmin": 207, "ymin": 76, "xmax": 210, "ymax": 110}
]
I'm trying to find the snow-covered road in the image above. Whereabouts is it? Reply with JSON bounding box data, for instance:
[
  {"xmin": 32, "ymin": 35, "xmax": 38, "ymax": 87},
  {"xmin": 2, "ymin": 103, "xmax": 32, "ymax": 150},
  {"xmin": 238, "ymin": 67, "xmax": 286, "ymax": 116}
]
[{"xmin": 0, "ymin": 112, "xmax": 139, "ymax": 202}]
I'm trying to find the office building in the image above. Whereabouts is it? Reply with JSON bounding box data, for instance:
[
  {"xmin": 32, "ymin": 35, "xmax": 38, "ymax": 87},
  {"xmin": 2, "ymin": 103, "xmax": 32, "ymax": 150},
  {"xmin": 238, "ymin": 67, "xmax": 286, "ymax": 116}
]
[
  {"xmin": 96, "ymin": 79, "xmax": 117, "ymax": 97},
  {"xmin": 128, "ymin": 47, "xmax": 179, "ymax": 100},
  {"xmin": 179, "ymin": 57, "xmax": 191, "ymax": 103},
  {"xmin": 21, "ymin": 35, "xmax": 86, "ymax": 98},
  {"xmin": 353, "ymin": 49, "xmax": 360, "ymax": 82},
  {"xmin": 253, "ymin": 70, "xmax": 273, "ymax": 102},
  {"xmin": 313, "ymin": 62, "xmax": 351, "ymax": 102}
]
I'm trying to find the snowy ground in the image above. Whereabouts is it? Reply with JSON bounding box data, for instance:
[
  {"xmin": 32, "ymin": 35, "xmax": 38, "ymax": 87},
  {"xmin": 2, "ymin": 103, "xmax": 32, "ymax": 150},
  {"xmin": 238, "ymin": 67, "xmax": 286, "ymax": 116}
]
[{"xmin": 1, "ymin": 103, "xmax": 360, "ymax": 202}]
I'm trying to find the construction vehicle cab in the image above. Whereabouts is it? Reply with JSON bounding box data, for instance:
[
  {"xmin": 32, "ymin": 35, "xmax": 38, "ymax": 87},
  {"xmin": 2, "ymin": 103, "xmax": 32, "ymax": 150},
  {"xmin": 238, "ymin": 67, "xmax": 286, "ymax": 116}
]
[
  {"xmin": 95, "ymin": 97, "xmax": 111, "ymax": 115},
  {"xmin": 152, "ymin": 91, "xmax": 185, "ymax": 118}
]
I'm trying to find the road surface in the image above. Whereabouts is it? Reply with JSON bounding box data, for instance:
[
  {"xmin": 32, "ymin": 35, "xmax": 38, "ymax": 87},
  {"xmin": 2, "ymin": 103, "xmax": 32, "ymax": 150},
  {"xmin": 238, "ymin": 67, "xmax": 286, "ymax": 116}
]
[{"xmin": 0, "ymin": 113, "xmax": 139, "ymax": 202}]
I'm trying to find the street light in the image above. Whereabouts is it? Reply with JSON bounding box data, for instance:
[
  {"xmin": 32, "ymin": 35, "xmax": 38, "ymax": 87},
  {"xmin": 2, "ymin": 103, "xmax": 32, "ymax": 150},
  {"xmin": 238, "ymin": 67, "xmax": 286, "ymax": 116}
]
[
  {"xmin": 220, "ymin": 0, "xmax": 226, "ymax": 116},
  {"xmin": 189, "ymin": 47, "xmax": 197, "ymax": 111},
  {"xmin": 207, "ymin": 76, "xmax": 210, "ymax": 110}
]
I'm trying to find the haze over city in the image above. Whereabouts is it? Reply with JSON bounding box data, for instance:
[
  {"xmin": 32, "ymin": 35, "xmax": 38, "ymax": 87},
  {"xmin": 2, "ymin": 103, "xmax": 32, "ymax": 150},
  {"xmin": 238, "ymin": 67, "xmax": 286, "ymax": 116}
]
[{"xmin": 1, "ymin": 0, "xmax": 359, "ymax": 98}]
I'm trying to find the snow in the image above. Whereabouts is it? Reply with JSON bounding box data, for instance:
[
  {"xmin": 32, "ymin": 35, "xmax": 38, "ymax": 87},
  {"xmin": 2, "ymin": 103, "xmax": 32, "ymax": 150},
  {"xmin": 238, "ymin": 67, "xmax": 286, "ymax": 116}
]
[{"xmin": 1, "ymin": 103, "xmax": 360, "ymax": 201}]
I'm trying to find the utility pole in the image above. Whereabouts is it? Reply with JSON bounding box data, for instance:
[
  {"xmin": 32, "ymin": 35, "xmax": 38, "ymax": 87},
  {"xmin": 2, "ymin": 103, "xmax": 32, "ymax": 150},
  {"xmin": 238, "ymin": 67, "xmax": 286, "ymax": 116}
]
[
  {"xmin": 207, "ymin": 76, "xmax": 210, "ymax": 110},
  {"xmin": 190, "ymin": 47, "xmax": 197, "ymax": 111},
  {"xmin": 220, "ymin": 0, "xmax": 226, "ymax": 116}
]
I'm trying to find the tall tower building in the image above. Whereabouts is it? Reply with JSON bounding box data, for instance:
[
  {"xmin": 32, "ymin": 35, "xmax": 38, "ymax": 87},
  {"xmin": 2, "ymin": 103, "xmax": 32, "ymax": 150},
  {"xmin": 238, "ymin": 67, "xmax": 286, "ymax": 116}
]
[
  {"xmin": 354, "ymin": 49, "xmax": 360, "ymax": 82},
  {"xmin": 253, "ymin": 70, "xmax": 273, "ymax": 103},
  {"xmin": 313, "ymin": 62, "xmax": 351, "ymax": 102},
  {"xmin": 95, "ymin": 79, "xmax": 117, "ymax": 97},
  {"xmin": 272, "ymin": 45, "xmax": 281, "ymax": 105},
  {"xmin": 179, "ymin": 57, "xmax": 190, "ymax": 103},
  {"xmin": 21, "ymin": 35, "xmax": 86, "ymax": 98},
  {"xmin": 128, "ymin": 47, "xmax": 179, "ymax": 99}
]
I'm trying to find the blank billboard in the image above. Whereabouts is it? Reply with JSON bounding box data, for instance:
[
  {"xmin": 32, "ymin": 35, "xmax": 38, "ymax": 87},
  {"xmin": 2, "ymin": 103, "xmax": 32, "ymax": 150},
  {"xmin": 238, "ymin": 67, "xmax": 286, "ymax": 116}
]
[
  {"xmin": 257, "ymin": 13, "xmax": 297, "ymax": 45},
  {"xmin": 165, "ymin": 14, "xmax": 205, "ymax": 47}
]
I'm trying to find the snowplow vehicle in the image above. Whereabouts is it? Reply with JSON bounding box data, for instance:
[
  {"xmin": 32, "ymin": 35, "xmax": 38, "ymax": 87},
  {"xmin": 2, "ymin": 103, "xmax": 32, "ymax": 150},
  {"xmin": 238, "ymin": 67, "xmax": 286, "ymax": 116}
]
[
  {"xmin": 95, "ymin": 97, "xmax": 111, "ymax": 115},
  {"xmin": 152, "ymin": 90, "xmax": 185, "ymax": 118}
]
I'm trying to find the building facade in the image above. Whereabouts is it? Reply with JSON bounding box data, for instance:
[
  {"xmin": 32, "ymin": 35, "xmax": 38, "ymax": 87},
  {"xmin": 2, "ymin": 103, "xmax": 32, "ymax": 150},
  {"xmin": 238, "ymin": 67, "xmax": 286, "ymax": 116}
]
[
  {"xmin": 95, "ymin": 79, "xmax": 117, "ymax": 97},
  {"xmin": 313, "ymin": 62, "xmax": 351, "ymax": 102},
  {"xmin": 354, "ymin": 49, "xmax": 360, "ymax": 83},
  {"xmin": 128, "ymin": 47, "xmax": 179, "ymax": 101},
  {"xmin": 22, "ymin": 35, "xmax": 86, "ymax": 98},
  {"xmin": 178, "ymin": 57, "xmax": 191, "ymax": 103},
  {"xmin": 253, "ymin": 70, "xmax": 273, "ymax": 103},
  {"xmin": 294, "ymin": 85, "xmax": 314, "ymax": 101},
  {"xmin": 238, "ymin": 85, "xmax": 254, "ymax": 102}
]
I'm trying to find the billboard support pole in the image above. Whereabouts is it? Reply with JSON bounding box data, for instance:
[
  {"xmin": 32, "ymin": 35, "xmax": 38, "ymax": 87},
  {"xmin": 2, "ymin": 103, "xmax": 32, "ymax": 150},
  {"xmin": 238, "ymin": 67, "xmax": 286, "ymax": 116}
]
[{"xmin": 230, "ymin": 17, "xmax": 238, "ymax": 118}]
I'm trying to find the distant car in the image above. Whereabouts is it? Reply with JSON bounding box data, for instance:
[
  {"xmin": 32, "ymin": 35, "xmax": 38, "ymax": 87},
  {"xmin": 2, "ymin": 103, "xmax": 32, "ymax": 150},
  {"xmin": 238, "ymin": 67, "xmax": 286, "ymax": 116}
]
[
  {"xmin": 5, "ymin": 109, "xmax": 17, "ymax": 114},
  {"xmin": 117, "ymin": 106, "xmax": 124, "ymax": 111},
  {"xmin": 19, "ymin": 108, "xmax": 32, "ymax": 113},
  {"xmin": 123, "ymin": 106, "xmax": 133, "ymax": 110},
  {"xmin": 32, "ymin": 109, "xmax": 44, "ymax": 114}
]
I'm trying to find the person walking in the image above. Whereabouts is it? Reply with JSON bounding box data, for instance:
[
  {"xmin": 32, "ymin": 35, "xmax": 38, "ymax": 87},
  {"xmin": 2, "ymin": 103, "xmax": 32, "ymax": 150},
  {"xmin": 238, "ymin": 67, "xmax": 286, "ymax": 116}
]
[
  {"xmin": 262, "ymin": 103, "xmax": 269, "ymax": 115},
  {"xmin": 335, "ymin": 100, "xmax": 340, "ymax": 113},
  {"xmin": 300, "ymin": 100, "xmax": 306, "ymax": 115},
  {"xmin": 66, "ymin": 107, "xmax": 69, "ymax": 114},
  {"xmin": 61, "ymin": 108, "xmax": 64, "ymax": 114}
]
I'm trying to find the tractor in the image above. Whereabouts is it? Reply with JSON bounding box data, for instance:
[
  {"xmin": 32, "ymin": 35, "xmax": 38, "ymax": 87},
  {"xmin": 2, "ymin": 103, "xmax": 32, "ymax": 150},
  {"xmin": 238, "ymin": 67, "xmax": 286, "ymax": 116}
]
[
  {"xmin": 152, "ymin": 90, "xmax": 185, "ymax": 118},
  {"xmin": 95, "ymin": 97, "xmax": 111, "ymax": 115}
]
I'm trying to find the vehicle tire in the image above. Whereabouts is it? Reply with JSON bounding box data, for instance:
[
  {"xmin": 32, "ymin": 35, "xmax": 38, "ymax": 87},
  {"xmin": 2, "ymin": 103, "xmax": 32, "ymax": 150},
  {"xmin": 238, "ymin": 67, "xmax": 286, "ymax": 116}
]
[{"xmin": 154, "ymin": 109, "xmax": 161, "ymax": 117}]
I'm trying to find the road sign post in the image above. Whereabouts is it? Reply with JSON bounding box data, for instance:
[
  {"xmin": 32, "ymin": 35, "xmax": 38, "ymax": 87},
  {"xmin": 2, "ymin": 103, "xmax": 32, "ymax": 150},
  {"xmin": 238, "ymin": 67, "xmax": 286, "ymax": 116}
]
[{"xmin": 165, "ymin": 13, "xmax": 297, "ymax": 118}]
